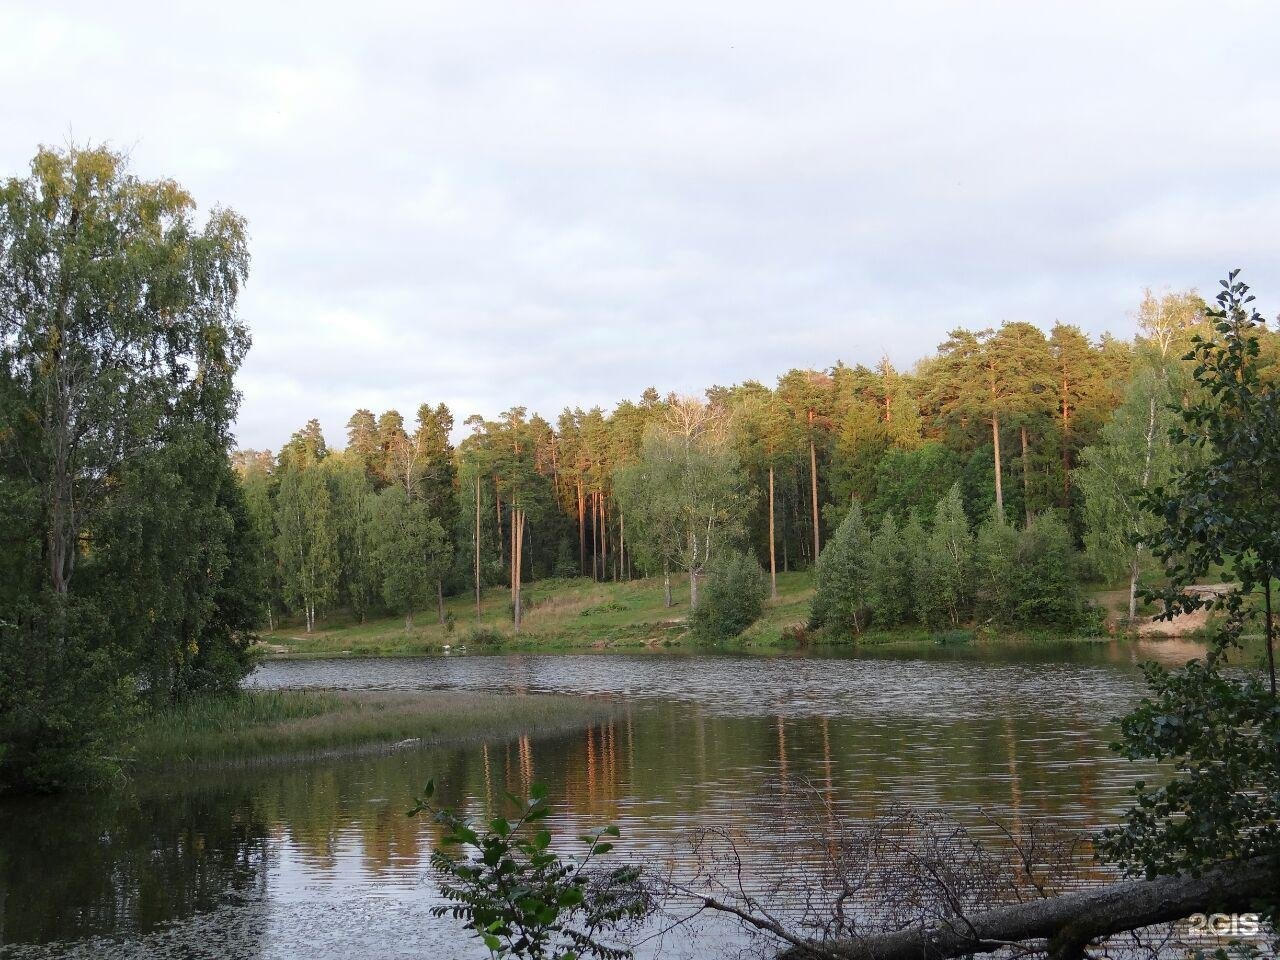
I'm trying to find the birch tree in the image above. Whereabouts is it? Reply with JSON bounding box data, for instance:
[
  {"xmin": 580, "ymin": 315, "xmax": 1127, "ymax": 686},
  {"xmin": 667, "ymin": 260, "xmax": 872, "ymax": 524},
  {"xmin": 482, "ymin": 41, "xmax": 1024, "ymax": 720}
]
[
  {"xmin": 1076, "ymin": 349, "xmax": 1192, "ymax": 621},
  {"xmin": 372, "ymin": 485, "xmax": 449, "ymax": 631},
  {"xmin": 614, "ymin": 398, "xmax": 748, "ymax": 610},
  {"xmin": 274, "ymin": 464, "xmax": 339, "ymax": 632}
]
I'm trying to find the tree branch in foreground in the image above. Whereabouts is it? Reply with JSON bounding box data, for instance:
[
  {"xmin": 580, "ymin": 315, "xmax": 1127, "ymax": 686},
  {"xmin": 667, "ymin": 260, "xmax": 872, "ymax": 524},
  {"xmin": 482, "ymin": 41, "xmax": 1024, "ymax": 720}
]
[{"xmin": 771, "ymin": 856, "xmax": 1275, "ymax": 960}]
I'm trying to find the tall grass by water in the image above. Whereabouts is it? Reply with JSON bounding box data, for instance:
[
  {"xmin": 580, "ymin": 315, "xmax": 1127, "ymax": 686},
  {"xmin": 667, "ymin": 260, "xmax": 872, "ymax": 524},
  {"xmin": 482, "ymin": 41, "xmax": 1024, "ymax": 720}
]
[{"xmin": 133, "ymin": 689, "xmax": 613, "ymax": 767}]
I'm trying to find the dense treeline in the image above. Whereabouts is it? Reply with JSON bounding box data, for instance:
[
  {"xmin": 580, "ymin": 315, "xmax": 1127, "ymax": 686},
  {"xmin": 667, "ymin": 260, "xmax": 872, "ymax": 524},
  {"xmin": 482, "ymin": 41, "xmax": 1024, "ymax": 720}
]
[
  {"xmin": 0, "ymin": 146, "xmax": 262, "ymax": 791},
  {"xmin": 5, "ymin": 144, "xmax": 1277, "ymax": 795},
  {"xmin": 239, "ymin": 288, "xmax": 1277, "ymax": 637}
]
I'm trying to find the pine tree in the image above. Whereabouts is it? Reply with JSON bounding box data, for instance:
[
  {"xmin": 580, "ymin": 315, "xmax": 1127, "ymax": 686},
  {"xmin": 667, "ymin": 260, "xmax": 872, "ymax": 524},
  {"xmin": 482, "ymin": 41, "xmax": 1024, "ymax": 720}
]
[
  {"xmin": 917, "ymin": 484, "xmax": 974, "ymax": 629},
  {"xmin": 867, "ymin": 514, "xmax": 913, "ymax": 627},
  {"xmin": 809, "ymin": 502, "xmax": 873, "ymax": 634}
]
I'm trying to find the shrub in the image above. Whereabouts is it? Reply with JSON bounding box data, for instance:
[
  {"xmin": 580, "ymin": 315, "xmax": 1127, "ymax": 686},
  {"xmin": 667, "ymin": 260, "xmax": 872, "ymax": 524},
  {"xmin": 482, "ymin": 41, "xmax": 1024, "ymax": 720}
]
[
  {"xmin": 0, "ymin": 595, "xmax": 136, "ymax": 793},
  {"xmin": 465, "ymin": 625, "xmax": 506, "ymax": 647},
  {"xmin": 410, "ymin": 780, "xmax": 649, "ymax": 959},
  {"xmin": 690, "ymin": 550, "xmax": 768, "ymax": 642},
  {"xmin": 1011, "ymin": 512, "xmax": 1081, "ymax": 628}
]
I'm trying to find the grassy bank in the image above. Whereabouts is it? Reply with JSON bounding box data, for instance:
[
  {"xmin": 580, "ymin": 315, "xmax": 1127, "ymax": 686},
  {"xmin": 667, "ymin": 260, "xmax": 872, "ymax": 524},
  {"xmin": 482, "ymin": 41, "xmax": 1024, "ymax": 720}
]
[
  {"xmin": 256, "ymin": 570, "xmax": 1125, "ymax": 658},
  {"xmin": 133, "ymin": 689, "xmax": 614, "ymax": 767},
  {"xmin": 258, "ymin": 571, "xmax": 819, "ymax": 657}
]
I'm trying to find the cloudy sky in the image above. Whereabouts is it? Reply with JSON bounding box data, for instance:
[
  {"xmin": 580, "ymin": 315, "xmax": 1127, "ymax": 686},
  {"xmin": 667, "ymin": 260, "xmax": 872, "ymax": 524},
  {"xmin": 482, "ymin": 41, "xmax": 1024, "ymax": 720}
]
[{"xmin": 5, "ymin": 2, "xmax": 1278, "ymax": 450}]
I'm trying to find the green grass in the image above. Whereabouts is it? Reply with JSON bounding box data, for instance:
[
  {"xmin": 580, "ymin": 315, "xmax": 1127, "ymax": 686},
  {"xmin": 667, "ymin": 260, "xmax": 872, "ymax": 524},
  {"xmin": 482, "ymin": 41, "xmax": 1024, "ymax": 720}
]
[
  {"xmin": 133, "ymin": 689, "xmax": 614, "ymax": 767},
  {"xmin": 257, "ymin": 569, "xmax": 1137, "ymax": 659},
  {"xmin": 259, "ymin": 571, "xmax": 818, "ymax": 657}
]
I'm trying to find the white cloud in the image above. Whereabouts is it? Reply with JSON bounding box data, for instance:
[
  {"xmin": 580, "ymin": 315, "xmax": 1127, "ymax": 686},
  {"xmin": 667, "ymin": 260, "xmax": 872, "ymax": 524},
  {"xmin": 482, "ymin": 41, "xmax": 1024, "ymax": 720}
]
[{"xmin": 4, "ymin": 0, "xmax": 1279, "ymax": 450}]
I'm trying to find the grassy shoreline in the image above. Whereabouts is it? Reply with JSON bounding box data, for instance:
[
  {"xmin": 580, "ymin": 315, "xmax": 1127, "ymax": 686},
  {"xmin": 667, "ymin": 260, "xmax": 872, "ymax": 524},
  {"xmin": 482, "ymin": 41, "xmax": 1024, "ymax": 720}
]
[
  {"xmin": 255, "ymin": 571, "xmax": 1135, "ymax": 659},
  {"xmin": 132, "ymin": 689, "xmax": 615, "ymax": 768}
]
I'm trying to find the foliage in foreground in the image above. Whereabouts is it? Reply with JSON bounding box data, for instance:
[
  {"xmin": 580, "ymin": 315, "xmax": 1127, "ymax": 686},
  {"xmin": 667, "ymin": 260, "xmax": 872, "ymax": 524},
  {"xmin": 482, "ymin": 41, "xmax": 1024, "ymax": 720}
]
[
  {"xmin": 0, "ymin": 145, "xmax": 261, "ymax": 792},
  {"xmin": 1098, "ymin": 271, "xmax": 1280, "ymax": 933},
  {"xmin": 410, "ymin": 780, "xmax": 647, "ymax": 960}
]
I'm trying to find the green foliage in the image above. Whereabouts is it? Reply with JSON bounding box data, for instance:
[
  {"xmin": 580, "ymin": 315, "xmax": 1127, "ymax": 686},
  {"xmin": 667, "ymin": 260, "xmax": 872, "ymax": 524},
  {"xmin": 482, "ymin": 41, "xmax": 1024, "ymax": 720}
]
[
  {"xmin": 809, "ymin": 502, "xmax": 873, "ymax": 634},
  {"xmin": 1076, "ymin": 343, "xmax": 1195, "ymax": 618},
  {"xmin": 1010, "ymin": 513, "xmax": 1081, "ymax": 627},
  {"xmin": 1097, "ymin": 657, "xmax": 1280, "ymax": 929},
  {"xmin": 690, "ymin": 550, "xmax": 768, "ymax": 642},
  {"xmin": 0, "ymin": 145, "xmax": 255, "ymax": 789},
  {"xmin": 1141, "ymin": 270, "xmax": 1280, "ymax": 691},
  {"xmin": 409, "ymin": 780, "xmax": 648, "ymax": 960},
  {"xmin": 915, "ymin": 485, "xmax": 974, "ymax": 629},
  {"xmin": 372, "ymin": 486, "xmax": 450, "ymax": 629},
  {"xmin": 613, "ymin": 409, "xmax": 749, "ymax": 604},
  {"xmin": 0, "ymin": 596, "xmax": 137, "ymax": 791},
  {"xmin": 973, "ymin": 513, "xmax": 1020, "ymax": 623},
  {"xmin": 973, "ymin": 511, "xmax": 1080, "ymax": 628},
  {"xmin": 466, "ymin": 625, "xmax": 507, "ymax": 647},
  {"xmin": 1098, "ymin": 272, "xmax": 1280, "ymax": 930},
  {"xmin": 867, "ymin": 443, "xmax": 960, "ymax": 525},
  {"xmin": 866, "ymin": 515, "xmax": 914, "ymax": 627}
]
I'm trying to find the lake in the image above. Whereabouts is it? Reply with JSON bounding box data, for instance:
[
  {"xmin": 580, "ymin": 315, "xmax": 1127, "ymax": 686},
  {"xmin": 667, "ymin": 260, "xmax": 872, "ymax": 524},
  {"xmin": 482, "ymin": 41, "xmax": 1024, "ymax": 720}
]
[{"xmin": 0, "ymin": 641, "xmax": 1194, "ymax": 959}]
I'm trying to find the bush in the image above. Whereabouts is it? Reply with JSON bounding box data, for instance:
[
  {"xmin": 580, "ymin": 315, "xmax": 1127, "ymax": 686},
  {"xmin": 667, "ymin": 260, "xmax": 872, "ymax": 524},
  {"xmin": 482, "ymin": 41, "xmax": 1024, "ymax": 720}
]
[
  {"xmin": 690, "ymin": 551, "xmax": 768, "ymax": 642},
  {"xmin": 1011, "ymin": 512, "xmax": 1081, "ymax": 628},
  {"xmin": 974, "ymin": 510, "xmax": 1081, "ymax": 628},
  {"xmin": 552, "ymin": 540, "xmax": 578, "ymax": 579},
  {"xmin": 0, "ymin": 595, "xmax": 137, "ymax": 793},
  {"xmin": 464, "ymin": 625, "xmax": 506, "ymax": 647}
]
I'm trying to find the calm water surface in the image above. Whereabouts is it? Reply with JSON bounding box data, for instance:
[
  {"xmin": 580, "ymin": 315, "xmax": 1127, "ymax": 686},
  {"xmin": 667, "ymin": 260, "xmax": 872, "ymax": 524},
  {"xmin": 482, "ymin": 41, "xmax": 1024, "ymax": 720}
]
[{"xmin": 0, "ymin": 642, "xmax": 1196, "ymax": 959}]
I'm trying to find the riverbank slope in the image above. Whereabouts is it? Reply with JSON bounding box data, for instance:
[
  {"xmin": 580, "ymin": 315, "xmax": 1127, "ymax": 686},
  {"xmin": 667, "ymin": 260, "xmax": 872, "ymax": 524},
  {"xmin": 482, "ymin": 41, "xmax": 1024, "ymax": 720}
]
[{"xmin": 255, "ymin": 571, "xmax": 1140, "ymax": 658}]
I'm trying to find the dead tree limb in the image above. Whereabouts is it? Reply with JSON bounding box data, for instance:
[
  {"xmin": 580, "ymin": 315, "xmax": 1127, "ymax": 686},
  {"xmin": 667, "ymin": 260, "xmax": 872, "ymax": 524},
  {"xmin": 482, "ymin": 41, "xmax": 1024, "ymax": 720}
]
[{"xmin": 774, "ymin": 857, "xmax": 1276, "ymax": 960}]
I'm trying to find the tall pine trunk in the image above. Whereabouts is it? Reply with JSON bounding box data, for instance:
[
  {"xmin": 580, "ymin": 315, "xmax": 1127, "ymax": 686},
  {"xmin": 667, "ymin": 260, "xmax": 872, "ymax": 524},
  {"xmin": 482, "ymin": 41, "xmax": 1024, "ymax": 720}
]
[
  {"xmin": 1061, "ymin": 373, "xmax": 1071, "ymax": 502},
  {"xmin": 768, "ymin": 463, "xmax": 778, "ymax": 600},
  {"xmin": 663, "ymin": 559, "xmax": 672, "ymax": 608},
  {"xmin": 437, "ymin": 579, "xmax": 445, "ymax": 625},
  {"xmin": 808, "ymin": 423, "xmax": 820, "ymax": 561},
  {"xmin": 577, "ymin": 481, "xmax": 586, "ymax": 576},
  {"xmin": 474, "ymin": 473, "xmax": 482, "ymax": 617},
  {"xmin": 513, "ymin": 507, "xmax": 525, "ymax": 633},
  {"xmin": 992, "ymin": 414, "xmax": 1004, "ymax": 520},
  {"xmin": 1021, "ymin": 424, "xmax": 1032, "ymax": 526}
]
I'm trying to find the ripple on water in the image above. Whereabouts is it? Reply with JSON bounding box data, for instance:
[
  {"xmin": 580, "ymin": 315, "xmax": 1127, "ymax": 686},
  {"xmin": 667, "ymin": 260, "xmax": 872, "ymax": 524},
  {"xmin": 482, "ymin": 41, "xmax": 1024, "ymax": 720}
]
[{"xmin": 2, "ymin": 649, "xmax": 1161, "ymax": 960}]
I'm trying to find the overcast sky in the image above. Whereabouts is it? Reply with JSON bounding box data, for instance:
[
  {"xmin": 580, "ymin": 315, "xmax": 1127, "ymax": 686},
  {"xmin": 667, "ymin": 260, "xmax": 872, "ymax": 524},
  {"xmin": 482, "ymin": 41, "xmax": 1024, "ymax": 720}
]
[{"xmin": 5, "ymin": 2, "xmax": 1279, "ymax": 450}]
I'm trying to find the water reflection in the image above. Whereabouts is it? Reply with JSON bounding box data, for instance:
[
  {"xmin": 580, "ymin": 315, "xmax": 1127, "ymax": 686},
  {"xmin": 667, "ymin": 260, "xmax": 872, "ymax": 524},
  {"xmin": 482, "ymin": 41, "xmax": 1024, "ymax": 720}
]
[{"xmin": 0, "ymin": 648, "xmax": 1170, "ymax": 959}]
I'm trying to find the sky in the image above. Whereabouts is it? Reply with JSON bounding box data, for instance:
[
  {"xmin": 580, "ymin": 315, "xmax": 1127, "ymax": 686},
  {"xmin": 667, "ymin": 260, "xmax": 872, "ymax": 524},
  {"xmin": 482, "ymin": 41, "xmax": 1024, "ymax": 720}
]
[{"xmin": 5, "ymin": 1, "xmax": 1279, "ymax": 451}]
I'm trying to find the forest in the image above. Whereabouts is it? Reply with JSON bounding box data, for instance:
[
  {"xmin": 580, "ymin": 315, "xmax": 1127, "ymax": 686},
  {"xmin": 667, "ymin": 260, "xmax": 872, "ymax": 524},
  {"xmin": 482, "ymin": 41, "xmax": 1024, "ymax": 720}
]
[
  {"xmin": 2, "ymin": 143, "xmax": 1278, "ymax": 801},
  {"xmin": 235, "ymin": 288, "xmax": 1275, "ymax": 639}
]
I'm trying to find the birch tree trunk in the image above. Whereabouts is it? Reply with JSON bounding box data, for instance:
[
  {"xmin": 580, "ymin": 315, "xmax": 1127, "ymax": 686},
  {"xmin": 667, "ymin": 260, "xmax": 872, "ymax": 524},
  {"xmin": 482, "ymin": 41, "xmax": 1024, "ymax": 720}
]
[{"xmin": 1130, "ymin": 396, "xmax": 1158, "ymax": 622}]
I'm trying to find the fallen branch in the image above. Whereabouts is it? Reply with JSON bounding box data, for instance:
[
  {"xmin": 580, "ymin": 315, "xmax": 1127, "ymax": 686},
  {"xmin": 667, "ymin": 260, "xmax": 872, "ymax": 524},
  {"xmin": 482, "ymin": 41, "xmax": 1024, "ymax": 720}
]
[{"xmin": 771, "ymin": 857, "xmax": 1276, "ymax": 960}]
